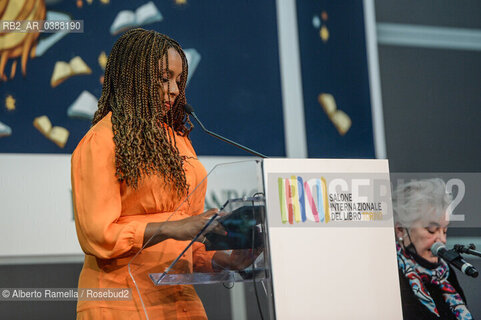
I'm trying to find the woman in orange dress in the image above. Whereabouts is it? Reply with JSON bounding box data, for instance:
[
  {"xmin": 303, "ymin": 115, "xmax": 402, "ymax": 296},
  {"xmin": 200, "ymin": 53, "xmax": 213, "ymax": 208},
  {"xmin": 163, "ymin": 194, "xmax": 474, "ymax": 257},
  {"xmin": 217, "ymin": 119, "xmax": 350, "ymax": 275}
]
[{"xmin": 71, "ymin": 28, "xmax": 235, "ymax": 320}]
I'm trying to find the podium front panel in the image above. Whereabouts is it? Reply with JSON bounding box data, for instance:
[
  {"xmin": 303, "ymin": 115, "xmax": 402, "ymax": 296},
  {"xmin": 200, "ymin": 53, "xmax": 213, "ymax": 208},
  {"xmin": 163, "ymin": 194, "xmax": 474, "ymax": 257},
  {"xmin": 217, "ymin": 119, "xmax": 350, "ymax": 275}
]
[{"xmin": 264, "ymin": 159, "xmax": 403, "ymax": 320}]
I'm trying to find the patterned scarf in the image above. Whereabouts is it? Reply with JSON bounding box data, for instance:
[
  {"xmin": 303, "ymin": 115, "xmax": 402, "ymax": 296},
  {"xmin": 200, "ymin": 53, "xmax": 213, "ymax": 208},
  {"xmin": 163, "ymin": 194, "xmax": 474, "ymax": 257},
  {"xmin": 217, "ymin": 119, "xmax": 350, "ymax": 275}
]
[{"xmin": 397, "ymin": 245, "xmax": 472, "ymax": 319}]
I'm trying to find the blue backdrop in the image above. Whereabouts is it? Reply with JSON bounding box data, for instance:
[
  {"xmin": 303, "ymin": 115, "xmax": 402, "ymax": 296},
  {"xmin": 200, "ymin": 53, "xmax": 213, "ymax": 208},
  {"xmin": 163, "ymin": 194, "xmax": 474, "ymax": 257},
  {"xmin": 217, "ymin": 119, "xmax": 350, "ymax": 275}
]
[
  {"xmin": 297, "ymin": 1, "xmax": 376, "ymax": 158},
  {"xmin": 0, "ymin": 0, "xmax": 375, "ymax": 158},
  {"xmin": 0, "ymin": 0, "xmax": 284, "ymax": 156}
]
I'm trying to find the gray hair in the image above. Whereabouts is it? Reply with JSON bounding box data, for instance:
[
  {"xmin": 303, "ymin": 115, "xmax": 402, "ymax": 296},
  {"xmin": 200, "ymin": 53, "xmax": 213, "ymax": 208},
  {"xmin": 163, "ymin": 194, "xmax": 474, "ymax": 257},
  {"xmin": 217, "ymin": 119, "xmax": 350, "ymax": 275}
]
[{"xmin": 392, "ymin": 178, "xmax": 452, "ymax": 228}]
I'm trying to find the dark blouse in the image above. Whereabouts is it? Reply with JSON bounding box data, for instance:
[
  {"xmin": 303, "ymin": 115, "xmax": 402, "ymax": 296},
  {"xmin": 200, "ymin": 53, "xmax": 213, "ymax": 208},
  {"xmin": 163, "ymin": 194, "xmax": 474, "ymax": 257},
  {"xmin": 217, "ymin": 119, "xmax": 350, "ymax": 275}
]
[{"xmin": 398, "ymin": 252, "xmax": 469, "ymax": 320}]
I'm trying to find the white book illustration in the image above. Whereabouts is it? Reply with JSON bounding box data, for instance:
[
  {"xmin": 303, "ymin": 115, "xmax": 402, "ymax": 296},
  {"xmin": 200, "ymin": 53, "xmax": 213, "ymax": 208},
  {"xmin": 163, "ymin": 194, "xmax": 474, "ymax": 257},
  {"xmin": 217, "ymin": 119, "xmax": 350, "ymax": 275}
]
[
  {"xmin": 0, "ymin": 121, "xmax": 12, "ymax": 138},
  {"xmin": 110, "ymin": 2, "xmax": 163, "ymax": 35},
  {"xmin": 67, "ymin": 90, "xmax": 98, "ymax": 120},
  {"xmin": 184, "ymin": 48, "xmax": 201, "ymax": 86},
  {"xmin": 35, "ymin": 11, "xmax": 71, "ymax": 57}
]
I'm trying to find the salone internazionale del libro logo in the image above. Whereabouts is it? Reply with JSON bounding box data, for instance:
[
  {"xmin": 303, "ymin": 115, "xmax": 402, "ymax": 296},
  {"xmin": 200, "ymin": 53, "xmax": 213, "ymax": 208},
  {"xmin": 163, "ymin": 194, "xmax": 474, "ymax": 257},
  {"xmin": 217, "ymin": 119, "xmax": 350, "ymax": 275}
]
[{"xmin": 277, "ymin": 175, "xmax": 384, "ymax": 225}]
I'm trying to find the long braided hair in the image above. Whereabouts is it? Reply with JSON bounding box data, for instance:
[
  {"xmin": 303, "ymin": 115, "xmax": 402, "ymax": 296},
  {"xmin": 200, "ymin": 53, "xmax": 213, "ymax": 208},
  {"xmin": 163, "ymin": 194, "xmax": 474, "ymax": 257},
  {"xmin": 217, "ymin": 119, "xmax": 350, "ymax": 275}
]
[{"xmin": 92, "ymin": 28, "xmax": 193, "ymax": 196}]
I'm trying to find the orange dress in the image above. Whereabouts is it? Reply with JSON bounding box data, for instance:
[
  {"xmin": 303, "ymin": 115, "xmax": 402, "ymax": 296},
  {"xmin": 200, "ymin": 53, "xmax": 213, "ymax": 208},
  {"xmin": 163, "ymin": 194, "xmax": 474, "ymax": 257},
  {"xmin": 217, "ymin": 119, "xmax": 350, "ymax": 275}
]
[{"xmin": 71, "ymin": 112, "xmax": 215, "ymax": 320}]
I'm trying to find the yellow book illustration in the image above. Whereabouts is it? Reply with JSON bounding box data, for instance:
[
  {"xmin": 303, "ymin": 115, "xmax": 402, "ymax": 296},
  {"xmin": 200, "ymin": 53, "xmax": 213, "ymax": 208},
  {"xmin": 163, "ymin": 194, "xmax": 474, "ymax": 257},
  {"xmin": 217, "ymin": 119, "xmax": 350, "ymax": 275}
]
[
  {"xmin": 50, "ymin": 56, "xmax": 92, "ymax": 88},
  {"xmin": 5, "ymin": 95, "xmax": 16, "ymax": 111},
  {"xmin": 320, "ymin": 26, "xmax": 329, "ymax": 42},
  {"xmin": 98, "ymin": 51, "xmax": 107, "ymax": 70},
  {"xmin": 33, "ymin": 115, "xmax": 69, "ymax": 148},
  {"xmin": 330, "ymin": 110, "xmax": 351, "ymax": 136},
  {"xmin": 49, "ymin": 126, "xmax": 69, "ymax": 148},
  {"xmin": 319, "ymin": 93, "xmax": 336, "ymax": 115},
  {"xmin": 318, "ymin": 93, "xmax": 352, "ymax": 136},
  {"xmin": 33, "ymin": 115, "xmax": 52, "ymax": 137}
]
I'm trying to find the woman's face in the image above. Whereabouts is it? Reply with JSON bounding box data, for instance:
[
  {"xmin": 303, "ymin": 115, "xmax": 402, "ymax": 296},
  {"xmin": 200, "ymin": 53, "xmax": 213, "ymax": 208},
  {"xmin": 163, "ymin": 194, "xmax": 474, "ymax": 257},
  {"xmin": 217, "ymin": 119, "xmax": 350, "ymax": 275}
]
[
  {"xmin": 397, "ymin": 215, "xmax": 449, "ymax": 264},
  {"xmin": 159, "ymin": 47, "xmax": 183, "ymax": 111}
]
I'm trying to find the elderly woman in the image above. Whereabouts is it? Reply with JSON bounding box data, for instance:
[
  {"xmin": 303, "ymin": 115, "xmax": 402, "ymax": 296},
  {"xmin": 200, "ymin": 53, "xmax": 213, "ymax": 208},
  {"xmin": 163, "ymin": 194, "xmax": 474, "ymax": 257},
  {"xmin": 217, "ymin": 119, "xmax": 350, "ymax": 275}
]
[{"xmin": 393, "ymin": 178, "xmax": 473, "ymax": 320}]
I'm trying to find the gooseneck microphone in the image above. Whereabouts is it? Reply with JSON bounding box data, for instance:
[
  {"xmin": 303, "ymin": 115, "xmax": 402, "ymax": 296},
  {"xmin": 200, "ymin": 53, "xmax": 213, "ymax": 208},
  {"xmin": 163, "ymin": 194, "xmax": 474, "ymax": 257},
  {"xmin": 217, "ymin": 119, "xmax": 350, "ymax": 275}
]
[
  {"xmin": 431, "ymin": 242, "xmax": 479, "ymax": 278},
  {"xmin": 184, "ymin": 104, "xmax": 267, "ymax": 158}
]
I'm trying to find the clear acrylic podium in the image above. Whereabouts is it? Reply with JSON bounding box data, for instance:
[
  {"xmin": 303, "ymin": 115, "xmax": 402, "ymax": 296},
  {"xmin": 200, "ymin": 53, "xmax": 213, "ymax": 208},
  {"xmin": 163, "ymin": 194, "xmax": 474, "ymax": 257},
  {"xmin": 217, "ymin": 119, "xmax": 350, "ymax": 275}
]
[{"xmin": 128, "ymin": 160, "xmax": 275, "ymax": 319}]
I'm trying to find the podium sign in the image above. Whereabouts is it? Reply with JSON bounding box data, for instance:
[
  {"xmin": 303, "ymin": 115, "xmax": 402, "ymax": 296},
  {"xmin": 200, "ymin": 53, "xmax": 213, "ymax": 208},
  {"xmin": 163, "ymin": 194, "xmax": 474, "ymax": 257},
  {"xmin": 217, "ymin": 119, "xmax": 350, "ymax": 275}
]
[{"xmin": 263, "ymin": 159, "xmax": 402, "ymax": 320}]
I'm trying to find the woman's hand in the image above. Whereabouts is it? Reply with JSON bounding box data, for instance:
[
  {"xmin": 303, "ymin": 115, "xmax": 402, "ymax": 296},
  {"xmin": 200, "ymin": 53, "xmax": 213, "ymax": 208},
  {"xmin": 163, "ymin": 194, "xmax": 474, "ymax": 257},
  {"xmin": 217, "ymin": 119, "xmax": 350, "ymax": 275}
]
[
  {"xmin": 162, "ymin": 209, "xmax": 226, "ymax": 241},
  {"xmin": 143, "ymin": 209, "xmax": 225, "ymax": 247}
]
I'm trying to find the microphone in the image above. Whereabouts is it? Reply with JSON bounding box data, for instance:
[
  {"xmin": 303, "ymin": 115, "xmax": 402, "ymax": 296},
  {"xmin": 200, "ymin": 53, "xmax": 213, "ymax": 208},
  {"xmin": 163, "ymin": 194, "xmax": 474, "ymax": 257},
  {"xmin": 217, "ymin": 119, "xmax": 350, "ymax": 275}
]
[
  {"xmin": 454, "ymin": 244, "xmax": 481, "ymax": 258},
  {"xmin": 184, "ymin": 104, "xmax": 268, "ymax": 158},
  {"xmin": 431, "ymin": 242, "xmax": 479, "ymax": 278}
]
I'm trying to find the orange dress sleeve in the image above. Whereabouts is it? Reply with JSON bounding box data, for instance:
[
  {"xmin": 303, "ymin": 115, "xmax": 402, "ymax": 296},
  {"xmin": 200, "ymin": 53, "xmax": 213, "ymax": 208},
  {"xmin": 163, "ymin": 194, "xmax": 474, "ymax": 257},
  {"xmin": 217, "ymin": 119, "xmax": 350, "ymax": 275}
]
[{"xmin": 71, "ymin": 128, "xmax": 147, "ymax": 260}]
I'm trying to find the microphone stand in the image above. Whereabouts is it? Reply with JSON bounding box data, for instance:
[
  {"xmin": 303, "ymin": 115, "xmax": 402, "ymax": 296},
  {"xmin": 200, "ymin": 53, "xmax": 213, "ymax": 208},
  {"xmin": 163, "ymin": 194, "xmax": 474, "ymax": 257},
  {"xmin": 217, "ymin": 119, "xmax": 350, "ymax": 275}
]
[
  {"xmin": 454, "ymin": 244, "xmax": 481, "ymax": 258},
  {"xmin": 185, "ymin": 104, "xmax": 268, "ymax": 159}
]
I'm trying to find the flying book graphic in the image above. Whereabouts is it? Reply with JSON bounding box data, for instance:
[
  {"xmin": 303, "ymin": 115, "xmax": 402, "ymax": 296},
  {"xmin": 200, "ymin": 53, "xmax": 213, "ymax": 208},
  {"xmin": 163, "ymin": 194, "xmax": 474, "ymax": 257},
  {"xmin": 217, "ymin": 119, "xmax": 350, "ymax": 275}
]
[
  {"xmin": 98, "ymin": 51, "xmax": 107, "ymax": 70},
  {"xmin": 34, "ymin": 11, "xmax": 71, "ymax": 58},
  {"xmin": 67, "ymin": 90, "xmax": 98, "ymax": 120},
  {"xmin": 0, "ymin": 121, "xmax": 12, "ymax": 138},
  {"xmin": 5, "ymin": 95, "xmax": 15, "ymax": 111},
  {"xmin": 33, "ymin": 115, "xmax": 69, "ymax": 148},
  {"xmin": 183, "ymin": 48, "xmax": 201, "ymax": 86},
  {"xmin": 318, "ymin": 93, "xmax": 351, "ymax": 136},
  {"xmin": 50, "ymin": 56, "xmax": 92, "ymax": 88},
  {"xmin": 110, "ymin": 2, "xmax": 163, "ymax": 35}
]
